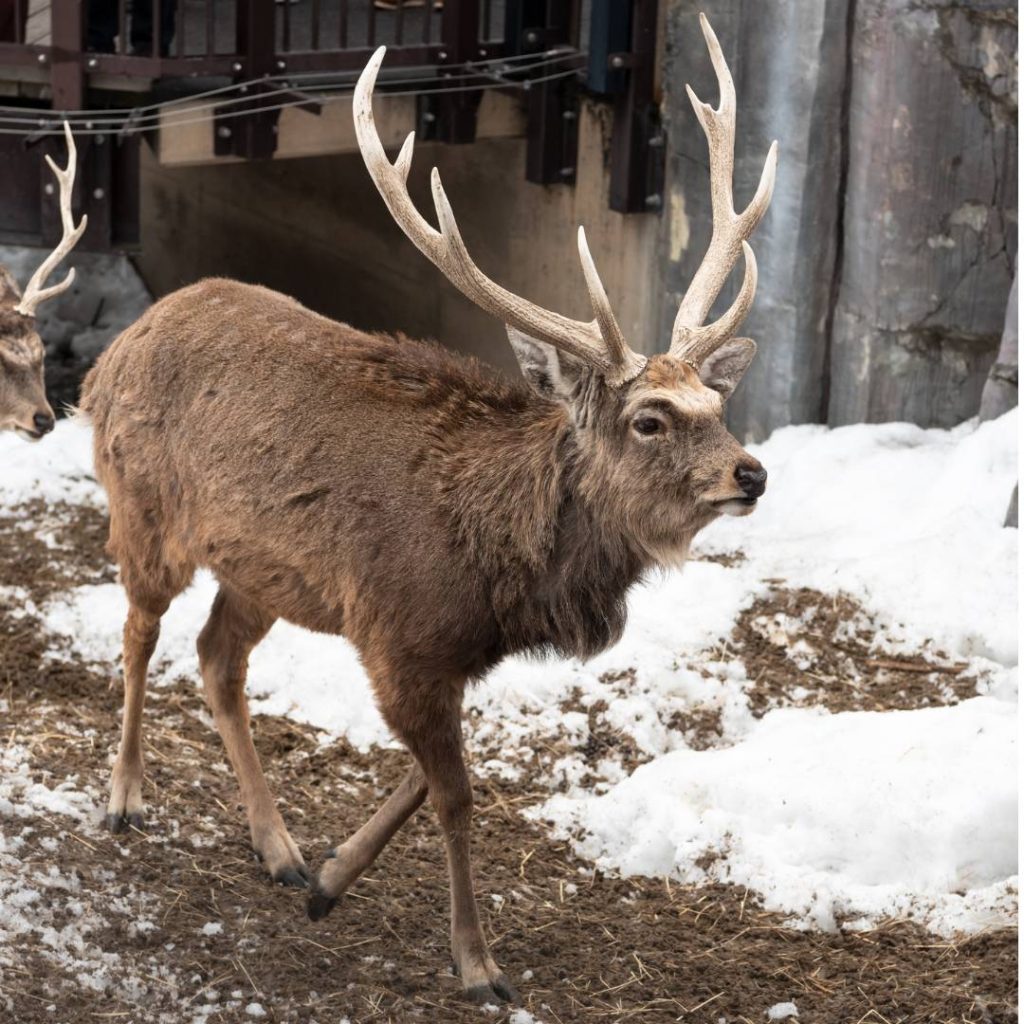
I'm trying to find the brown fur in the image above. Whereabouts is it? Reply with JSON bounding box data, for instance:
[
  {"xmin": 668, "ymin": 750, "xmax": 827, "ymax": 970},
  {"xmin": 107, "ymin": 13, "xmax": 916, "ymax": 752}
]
[
  {"xmin": 0, "ymin": 268, "xmax": 54, "ymax": 439},
  {"xmin": 80, "ymin": 277, "xmax": 764, "ymax": 1002}
]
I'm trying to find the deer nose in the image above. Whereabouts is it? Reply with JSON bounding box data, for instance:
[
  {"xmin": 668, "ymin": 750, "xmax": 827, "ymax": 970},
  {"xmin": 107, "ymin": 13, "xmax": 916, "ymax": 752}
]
[
  {"xmin": 735, "ymin": 463, "xmax": 767, "ymax": 498},
  {"xmin": 33, "ymin": 411, "xmax": 55, "ymax": 436}
]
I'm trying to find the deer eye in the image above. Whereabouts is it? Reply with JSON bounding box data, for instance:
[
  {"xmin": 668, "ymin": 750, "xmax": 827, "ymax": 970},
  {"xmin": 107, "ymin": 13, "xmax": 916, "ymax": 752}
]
[{"xmin": 631, "ymin": 416, "xmax": 664, "ymax": 437}]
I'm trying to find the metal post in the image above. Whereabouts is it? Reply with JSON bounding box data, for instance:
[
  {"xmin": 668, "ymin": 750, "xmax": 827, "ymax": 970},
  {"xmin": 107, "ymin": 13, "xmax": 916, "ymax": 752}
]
[
  {"xmin": 607, "ymin": 0, "xmax": 663, "ymax": 213},
  {"xmin": 50, "ymin": 0, "xmax": 84, "ymax": 110},
  {"xmin": 510, "ymin": 0, "xmax": 579, "ymax": 186},
  {"xmin": 236, "ymin": 0, "xmax": 275, "ymax": 77},
  {"xmin": 437, "ymin": 0, "xmax": 480, "ymax": 143},
  {"xmin": 524, "ymin": 76, "xmax": 579, "ymax": 186},
  {"xmin": 225, "ymin": 0, "xmax": 278, "ymax": 159},
  {"xmin": 587, "ymin": 0, "xmax": 630, "ymax": 96}
]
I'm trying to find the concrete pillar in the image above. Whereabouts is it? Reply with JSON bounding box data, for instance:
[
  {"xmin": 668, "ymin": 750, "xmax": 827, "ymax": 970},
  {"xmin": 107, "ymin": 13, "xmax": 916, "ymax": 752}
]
[
  {"xmin": 828, "ymin": 0, "xmax": 1017, "ymax": 427},
  {"xmin": 660, "ymin": 0, "xmax": 851, "ymax": 441}
]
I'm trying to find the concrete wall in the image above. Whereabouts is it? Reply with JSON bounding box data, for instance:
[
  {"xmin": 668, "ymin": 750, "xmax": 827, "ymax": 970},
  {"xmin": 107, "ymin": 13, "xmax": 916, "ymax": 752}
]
[
  {"xmin": 137, "ymin": 97, "xmax": 662, "ymax": 380},
  {"xmin": 828, "ymin": 0, "xmax": 1017, "ymax": 428},
  {"xmin": 660, "ymin": 0, "xmax": 1016, "ymax": 440},
  {"xmin": 661, "ymin": 0, "xmax": 851, "ymax": 441}
]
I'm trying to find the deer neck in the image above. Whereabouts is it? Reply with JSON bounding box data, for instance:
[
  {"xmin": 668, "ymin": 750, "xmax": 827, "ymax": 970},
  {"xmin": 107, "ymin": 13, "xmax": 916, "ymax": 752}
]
[{"xmin": 437, "ymin": 402, "xmax": 648, "ymax": 662}]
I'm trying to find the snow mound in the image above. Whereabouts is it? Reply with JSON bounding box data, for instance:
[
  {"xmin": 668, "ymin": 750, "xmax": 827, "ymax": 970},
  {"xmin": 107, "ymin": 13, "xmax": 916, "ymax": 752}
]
[
  {"xmin": 700, "ymin": 411, "xmax": 1018, "ymax": 665},
  {"xmin": 538, "ymin": 697, "xmax": 1017, "ymax": 935},
  {"xmin": 0, "ymin": 415, "xmax": 101, "ymax": 509}
]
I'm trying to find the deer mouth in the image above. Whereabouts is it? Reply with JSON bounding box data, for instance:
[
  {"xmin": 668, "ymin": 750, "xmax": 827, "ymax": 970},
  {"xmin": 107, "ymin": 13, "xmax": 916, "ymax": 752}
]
[
  {"xmin": 713, "ymin": 496, "xmax": 758, "ymax": 517},
  {"xmin": 14, "ymin": 425, "xmax": 46, "ymax": 443}
]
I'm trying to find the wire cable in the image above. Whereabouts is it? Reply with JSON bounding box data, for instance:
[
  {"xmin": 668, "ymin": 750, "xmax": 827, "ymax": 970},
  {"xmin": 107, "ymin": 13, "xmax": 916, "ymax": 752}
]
[
  {"xmin": 0, "ymin": 46, "xmax": 584, "ymax": 129},
  {"xmin": 0, "ymin": 63, "xmax": 583, "ymax": 138}
]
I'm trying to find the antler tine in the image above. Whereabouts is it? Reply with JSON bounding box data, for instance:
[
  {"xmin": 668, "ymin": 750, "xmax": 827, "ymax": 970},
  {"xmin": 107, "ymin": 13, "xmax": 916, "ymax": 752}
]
[
  {"xmin": 577, "ymin": 226, "xmax": 643, "ymax": 376},
  {"xmin": 14, "ymin": 121, "xmax": 89, "ymax": 319},
  {"xmin": 354, "ymin": 47, "xmax": 646, "ymax": 386},
  {"xmin": 670, "ymin": 14, "xmax": 777, "ymax": 366}
]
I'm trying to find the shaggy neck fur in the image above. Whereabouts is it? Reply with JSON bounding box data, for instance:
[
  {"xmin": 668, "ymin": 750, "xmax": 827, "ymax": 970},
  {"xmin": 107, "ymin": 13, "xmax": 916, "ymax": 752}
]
[{"xmin": 432, "ymin": 392, "xmax": 648, "ymax": 663}]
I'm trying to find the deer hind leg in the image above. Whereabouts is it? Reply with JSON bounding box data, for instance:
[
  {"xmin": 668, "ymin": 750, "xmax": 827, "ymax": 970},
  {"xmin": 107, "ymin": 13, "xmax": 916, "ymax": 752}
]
[
  {"xmin": 197, "ymin": 586, "xmax": 308, "ymax": 887},
  {"xmin": 106, "ymin": 596, "xmax": 166, "ymax": 833},
  {"xmin": 311, "ymin": 675, "xmax": 518, "ymax": 1005}
]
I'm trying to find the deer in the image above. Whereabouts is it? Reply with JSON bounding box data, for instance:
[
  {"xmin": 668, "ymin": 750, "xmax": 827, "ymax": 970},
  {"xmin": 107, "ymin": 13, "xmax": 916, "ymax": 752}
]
[
  {"xmin": 79, "ymin": 14, "xmax": 776, "ymax": 1004},
  {"xmin": 1, "ymin": 123, "xmax": 87, "ymax": 441}
]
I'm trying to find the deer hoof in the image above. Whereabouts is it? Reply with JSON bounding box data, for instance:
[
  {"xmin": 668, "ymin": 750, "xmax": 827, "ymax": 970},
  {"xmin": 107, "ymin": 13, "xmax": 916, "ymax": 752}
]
[
  {"xmin": 464, "ymin": 976, "xmax": 521, "ymax": 1006},
  {"xmin": 274, "ymin": 865, "xmax": 310, "ymax": 888},
  {"xmin": 106, "ymin": 811, "xmax": 145, "ymax": 834},
  {"xmin": 307, "ymin": 888, "xmax": 338, "ymax": 921}
]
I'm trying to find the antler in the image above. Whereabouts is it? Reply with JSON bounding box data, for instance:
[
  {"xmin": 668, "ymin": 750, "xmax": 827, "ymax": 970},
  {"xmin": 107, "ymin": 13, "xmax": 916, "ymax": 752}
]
[
  {"xmin": 14, "ymin": 122, "xmax": 88, "ymax": 319},
  {"xmin": 353, "ymin": 48, "xmax": 646, "ymax": 386},
  {"xmin": 669, "ymin": 14, "xmax": 777, "ymax": 367}
]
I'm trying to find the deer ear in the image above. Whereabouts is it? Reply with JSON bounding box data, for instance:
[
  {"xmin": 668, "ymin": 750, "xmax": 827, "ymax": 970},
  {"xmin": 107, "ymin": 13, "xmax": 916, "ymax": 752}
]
[
  {"xmin": 506, "ymin": 326, "xmax": 584, "ymax": 399},
  {"xmin": 698, "ymin": 337, "xmax": 757, "ymax": 399},
  {"xmin": 0, "ymin": 267, "xmax": 23, "ymax": 310}
]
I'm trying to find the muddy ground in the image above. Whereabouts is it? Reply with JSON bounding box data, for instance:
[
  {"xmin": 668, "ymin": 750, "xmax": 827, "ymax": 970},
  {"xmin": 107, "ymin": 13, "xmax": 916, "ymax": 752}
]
[{"xmin": 0, "ymin": 502, "xmax": 1016, "ymax": 1024}]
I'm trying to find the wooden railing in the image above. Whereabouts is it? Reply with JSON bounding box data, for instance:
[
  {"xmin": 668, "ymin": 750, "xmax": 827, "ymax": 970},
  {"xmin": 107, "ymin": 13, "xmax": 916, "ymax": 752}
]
[{"xmin": 0, "ymin": 0, "xmax": 525, "ymax": 108}]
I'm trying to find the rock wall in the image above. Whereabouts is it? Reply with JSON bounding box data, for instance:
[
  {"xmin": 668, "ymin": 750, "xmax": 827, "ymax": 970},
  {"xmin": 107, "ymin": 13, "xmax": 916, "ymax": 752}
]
[
  {"xmin": 828, "ymin": 0, "xmax": 1017, "ymax": 427},
  {"xmin": 662, "ymin": 0, "xmax": 851, "ymax": 441},
  {"xmin": 660, "ymin": 0, "xmax": 1017, "ymax": 438},
  {"xmin": 0, "ymin": 245, "xmax": 151, "ymax": 364}
]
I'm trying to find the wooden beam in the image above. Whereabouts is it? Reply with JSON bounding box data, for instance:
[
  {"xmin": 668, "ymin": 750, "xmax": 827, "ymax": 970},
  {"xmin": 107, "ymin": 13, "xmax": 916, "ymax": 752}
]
[{"xmin": 157, "ymin": 91, "xmax": 526, "ymax": 168}]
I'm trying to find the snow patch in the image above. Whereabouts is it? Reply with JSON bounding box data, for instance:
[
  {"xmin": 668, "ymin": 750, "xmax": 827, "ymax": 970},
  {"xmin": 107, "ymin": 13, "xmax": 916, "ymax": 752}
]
[{"xmin": 537, "ymin": 698, "xmax": 1016, "ymax": 935}]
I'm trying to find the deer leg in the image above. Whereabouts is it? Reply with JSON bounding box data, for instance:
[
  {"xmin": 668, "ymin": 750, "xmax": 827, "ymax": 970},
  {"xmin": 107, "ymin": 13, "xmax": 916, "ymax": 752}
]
[
  {"xmin": 337, "ymin": 680, "xmax": 517, "ymax": 1005},
  {"xmin": 197, "ymin": 586, "xmax": 308, "ymax": 887},
  {"xmin": 309, "ymin": 764, "xmax": 427, "ymax": 919},
  {"xmin": 106, "ymin": 600, "xmax": 164, "ymax": 833},
  {"xmin": 413, "ymin": 709, "xmax": 517, "ymax": 1004}
]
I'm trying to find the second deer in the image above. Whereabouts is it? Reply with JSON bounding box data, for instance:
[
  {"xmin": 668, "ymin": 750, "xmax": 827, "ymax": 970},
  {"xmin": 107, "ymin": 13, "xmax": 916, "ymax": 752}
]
[
  {"xmin": 0, "ymin": 124, "xmax": 87, "ymax": 441},
  {"xmin": 80, "ymin": 15, "xmax": 776, "ymax": 1004}
]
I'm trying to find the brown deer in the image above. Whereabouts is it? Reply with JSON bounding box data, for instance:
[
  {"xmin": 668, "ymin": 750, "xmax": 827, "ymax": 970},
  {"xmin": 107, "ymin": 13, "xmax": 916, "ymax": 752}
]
[
  {"xmin": 1, "ymin": 123, "xmax": 87, "ymax": 440},
  {"xmin": 80, "ymin": 15, "xmax": 776, "ymax": 1004}
]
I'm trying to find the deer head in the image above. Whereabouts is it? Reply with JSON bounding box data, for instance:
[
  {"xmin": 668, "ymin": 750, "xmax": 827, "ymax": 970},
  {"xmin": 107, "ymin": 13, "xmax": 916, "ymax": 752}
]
[
  {"xmin": 0, "ymin": 122, "xmax": 87, "ymax": 441},
  {"xmin": 355, "ymin": 14, "xmax": 776, "ymax": 557}
]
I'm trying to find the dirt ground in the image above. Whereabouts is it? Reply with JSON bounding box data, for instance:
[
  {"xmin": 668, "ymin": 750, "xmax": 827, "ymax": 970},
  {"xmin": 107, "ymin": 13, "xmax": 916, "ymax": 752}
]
[{"xmin": 0, "ymin": 502, "xmax": 1016, "ymax": 1024}]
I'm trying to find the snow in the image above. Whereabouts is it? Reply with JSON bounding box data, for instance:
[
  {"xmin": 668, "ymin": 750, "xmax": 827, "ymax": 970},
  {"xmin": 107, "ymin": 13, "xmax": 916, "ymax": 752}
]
[
  {"xmin": 537, "ymin": 698, "xmax": 1016, "ymax": 934},
  {"xmin": 3, "ymin": 411, "xmax": 1019, "ymax": 941},
  {"xmin": 767, "ymin": 1003, "xmax": 799, "ymax": 1020},
  {"xmin": 509, "ymin": 1011, "xmax": 545, "ymax": 1024},
  {"xmin": 699, "ymin": 412, "xmax": 1019, "ymax": 665},
  {"xmin": 0, "ymin": 740, "xmax": 175, "ymax": 1009},
  {"xmin": 0, "ymin": 743, "xmax": 96, "ymax": 823},
  {"xmin": 0, "ymin": 416, "xmax": 101, "ymax": 508}
]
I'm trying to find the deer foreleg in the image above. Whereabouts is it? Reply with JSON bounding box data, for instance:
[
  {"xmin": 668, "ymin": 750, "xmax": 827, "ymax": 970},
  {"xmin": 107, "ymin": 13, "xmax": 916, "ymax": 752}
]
[
  {"xmin": 309, "ymin": 764, "xmax": 427, "ymax": 918},
  {"xmin": 316, "ymin": 677, "xmax": 518, "ymax": 1005}
]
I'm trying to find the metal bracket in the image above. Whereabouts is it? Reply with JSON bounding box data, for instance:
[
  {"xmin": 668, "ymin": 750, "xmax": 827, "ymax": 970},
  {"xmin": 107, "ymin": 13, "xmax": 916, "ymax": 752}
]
[
  {"xmin": 587, "ymin": 0, "xmax": 632, "ymax": 96},
  {"xmin": 415, "ymin": 92, "xmax": 441, "ymax": 142},
  {"xmin": 525, "ymin": 73, "xmax": 579, "ymax": 186},
  {"xmin": 504, "ymin": 0, "xmax": 579, "ymax": 186},
  {"xmin": 610, "ymin": 103, "xmax": 665, "ymax": 213},
  {"xmin": 436, "ymin": 2, "xmax": 482, "ymax": 143},
  {"xmin": 213, "ymin": 84, "xmax": 321, "ymax": 160},
  {"xmin": 590, "ymin": 0, "xmax": 664, "ymax": 213}
]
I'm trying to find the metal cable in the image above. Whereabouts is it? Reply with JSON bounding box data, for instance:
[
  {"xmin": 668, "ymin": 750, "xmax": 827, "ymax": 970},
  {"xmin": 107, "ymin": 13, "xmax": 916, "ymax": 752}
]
[
  {"xmin": 0, "ymin": 47, "xmax": 583, "ymax": 127},
  {"xmin": 0, "ymin": 64, "xmax": 582, "ymax": 137}
]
